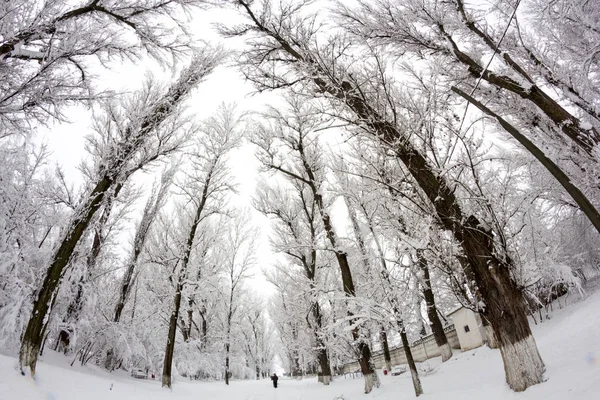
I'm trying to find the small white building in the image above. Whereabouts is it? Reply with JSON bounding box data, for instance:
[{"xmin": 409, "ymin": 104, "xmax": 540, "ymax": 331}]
[{"xmin": 448, "ymin": 306, "xmax": 487, "ymax": 351}]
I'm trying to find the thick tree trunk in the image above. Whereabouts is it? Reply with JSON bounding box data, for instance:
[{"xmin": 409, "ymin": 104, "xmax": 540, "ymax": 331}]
[
  {"xmin": 380, "ymin": 327, "xmax": 392, "ymax": 372},
  {"xmin": 162, "ymin": 280, "xmax": 183, "ymax": 388},
  {"xmin": 317, "ymin": 346, "xmax": 332, "ymax": 385},
  {"xmin": 461, "ymin": 218, "xmax": 544, "ymax": 391},
  {"xmin": 20, "ymin": 176, "xmax": 113, "ymax": 375},
  {"xmin": 311, "ymin": 302, "xmax": 332, "ymax": 385},
  {"xmin": 481, "ymin": 314, "xmax": 499, "ymax": 349},
  {"xmin": 58, "ymin": 192, "xmax": 116, "ymax": 352},
  {"xmin": 356, "ymin": 338, "xmax": 379, "ymax": 393},
  {"xmin": 418, "ymin": 252, "xmax": 452, "ymax": 362}
]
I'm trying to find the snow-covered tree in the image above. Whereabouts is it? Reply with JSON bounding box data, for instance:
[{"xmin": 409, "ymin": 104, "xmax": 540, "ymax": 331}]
[
  {"xmin": 19, "ymin": 49, "xmax": 224, "ymax": 376},
  {"xmin": 222, "ymin": 0, "xmax": 546, "ymax": 391},
  {"xmin": 0, "ymin": 0, "xmax": 209, "ymax": 133},
  {"xmin": 250, "ymin": 96, "xmax": 380, "ymax": 393}
]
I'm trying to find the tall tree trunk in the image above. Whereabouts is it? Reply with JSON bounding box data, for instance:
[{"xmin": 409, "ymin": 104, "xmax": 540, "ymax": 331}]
[
  {"xmin": 321, "ymin": 212, "xmax": 378, "ymax": 393},
  {"xmin": 414, "ymin": 293, "xmax": 427, "ymax": 337},
  {"xmin": 380, "ymin": 327, "xmax": 392, "ymax": 372},
  {"xmin": 162, "ymin": 277, "xmax": 183, "ymax": 388},
  {"xmin": 224, "ymin": 343, "xmax": 231, "ymax": 385},
  {"xmin": 418, "ymin": 252, "xmax": 452, "ymax": 362},
  {"xmin": 399, "ymin": 322, "xmax": 423, "ymax": 396},
  {"xmin": 385, "ymin": 279, "xmax": 423, "ymax": 396},
  {"xmin": 199, "ymin": 307, "xmax": 208, "ymax": 346},
  {"xmin": 162, "ymin": 165, "xmax": 214, "ymax": 387},
  {"xmin": 20, "ymin": 175, "xmax": 114, "ymax": 375},
  {"xmin": 225, "ymin": 279, "xmax": 235, "ymax": 386},
  {"xmin": 184, "ymin": 298, "xmax": 193, "ymax": 341},
  {"xmin": 271, "ymin": 138, "xmax": 378, "ymax": 392},
  {"xmin": 113, "ymin": 262, "xmax": 138, "ymax": 323},
  {"xmin": 355, "ymin": 199, "xmax": 423, "ymax": 389},
  {"xmin": 58, "ymin": 186, "xmax": 120, "ymax": 353}
]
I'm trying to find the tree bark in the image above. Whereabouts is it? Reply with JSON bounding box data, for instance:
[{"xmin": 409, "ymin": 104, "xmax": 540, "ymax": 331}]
[
  {"xmin": 58, "ymin": 186, "xmax": 119, "ymax": 352},
  {"xmin": 418, "ymin": 252, "xmax": 452, "ymax": 362},
  {"xmin": 20, "ymin": 175, "xmax": 114, "ymax": 375},
  {"xmin": 312, "ymin": 302, "xmax": 332, "ymax": 385},
  {"xmin": 225, "ymin": 291, "xmax": 234, "ymax": 385},
  {"xmin": 399, "ymin": 323, "xmax": 423, "ymax": 396},
  {"xmin": 199, "ymin": 307, "xmax": 208, "ymax": 346},
  {"xmin": 380, "ymin": 327, "xmax": 392, "ymax": 372},
  {"xmin": 224, "ymin": 343, "xmax": 231, "ymax": 385},
  {"xmin": 317, "ymin": 190, "xmax": 378, "ymax": 393},
  {"xmin": 162, "ymin": 278, "xmax": 183, "ymax": 389}
]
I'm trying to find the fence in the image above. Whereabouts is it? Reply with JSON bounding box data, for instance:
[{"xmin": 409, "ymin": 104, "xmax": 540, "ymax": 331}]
[{"xmin": 342, "ymin": 325, "xmax": 460, "ymax": 374}]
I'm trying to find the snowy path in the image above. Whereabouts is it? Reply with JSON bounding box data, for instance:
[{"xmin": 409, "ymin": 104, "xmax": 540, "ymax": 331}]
[{"xmin": 2, "ymin": 289, "xmax": 599, "ymax": 399}]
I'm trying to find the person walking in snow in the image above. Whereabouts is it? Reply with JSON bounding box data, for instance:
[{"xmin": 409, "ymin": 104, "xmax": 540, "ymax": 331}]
[{"xmin": 271, "ymin": 373, "xmax": 279, "ymax": 388}]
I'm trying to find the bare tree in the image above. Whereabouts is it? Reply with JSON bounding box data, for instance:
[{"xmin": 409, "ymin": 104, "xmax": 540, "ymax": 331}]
[{"xmin": 337, "ymin": 0, "xmax": 600, "ymax": 237}]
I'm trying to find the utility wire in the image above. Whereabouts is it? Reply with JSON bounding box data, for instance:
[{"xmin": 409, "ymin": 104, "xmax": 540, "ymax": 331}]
[{"xmin": 456, "ymin": 0, "xmax": 523, "ymax": 134}]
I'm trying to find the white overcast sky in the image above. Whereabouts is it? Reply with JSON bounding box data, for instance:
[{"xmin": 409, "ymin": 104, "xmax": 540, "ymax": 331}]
[{"xmin": 37, "ymin": 5, "xmax": 289, "ymax": 294}]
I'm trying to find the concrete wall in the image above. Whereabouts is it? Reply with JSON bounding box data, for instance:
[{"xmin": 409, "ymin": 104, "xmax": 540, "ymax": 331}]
[
  {"xmin": 450, "ymin": 308, "xmax": 486, "ymax": 351},
  {"xmin": 342, "ymin": 325, "xmax": 460, "ymax": 374}
]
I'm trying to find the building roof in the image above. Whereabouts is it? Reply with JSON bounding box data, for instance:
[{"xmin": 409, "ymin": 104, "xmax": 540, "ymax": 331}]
[{"xmin": 447, "ymin": 305, "xmax": 466, "ymax": 316}]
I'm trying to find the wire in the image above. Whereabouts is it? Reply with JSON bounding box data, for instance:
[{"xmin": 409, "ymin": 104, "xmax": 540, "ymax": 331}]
[{"xmin": 456, "ymin": 0, "xmax": 523, "ymax": 135}]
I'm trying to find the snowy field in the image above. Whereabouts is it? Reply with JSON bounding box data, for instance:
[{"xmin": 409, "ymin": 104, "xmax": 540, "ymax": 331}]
[{"xmin": 2, "ymin": 289, "xmax": 599, "ymax": 400}]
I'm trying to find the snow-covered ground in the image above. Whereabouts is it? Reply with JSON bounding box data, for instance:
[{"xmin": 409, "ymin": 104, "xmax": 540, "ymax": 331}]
[{"xmin": 2, "ymin": 289, "xmax": 599, "ymax": 400}]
